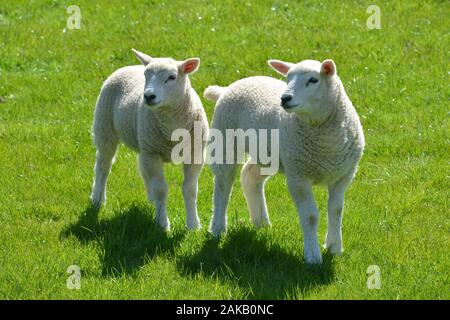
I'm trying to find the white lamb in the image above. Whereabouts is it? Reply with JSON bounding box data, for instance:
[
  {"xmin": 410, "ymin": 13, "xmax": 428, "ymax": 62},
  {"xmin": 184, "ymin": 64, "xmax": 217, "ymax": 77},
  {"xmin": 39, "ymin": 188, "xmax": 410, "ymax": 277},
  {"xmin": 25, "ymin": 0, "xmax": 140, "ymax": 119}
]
[
  {"xmin": 204, "ymin": 59, "xmax": 365, "ymax": 264},
  {"xmin": 90, "ymin": 49, "xmax": 208, "ymax": 231}
]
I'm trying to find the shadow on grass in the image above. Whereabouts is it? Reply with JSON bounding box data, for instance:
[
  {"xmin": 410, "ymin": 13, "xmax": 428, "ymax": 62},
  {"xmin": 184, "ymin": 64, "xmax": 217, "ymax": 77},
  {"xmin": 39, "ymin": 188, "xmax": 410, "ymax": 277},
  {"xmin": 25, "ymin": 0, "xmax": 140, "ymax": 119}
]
[
  {"xmin": 61, "ymin": 203, "xmax": 186, "ymax": 277},
  {"xmin": 62, "ymin": 205, "xmax": 335, "ymax": 297},
  {"xmin": 176, "ymin": 227, "xmax": 335, "ymax": 299}
]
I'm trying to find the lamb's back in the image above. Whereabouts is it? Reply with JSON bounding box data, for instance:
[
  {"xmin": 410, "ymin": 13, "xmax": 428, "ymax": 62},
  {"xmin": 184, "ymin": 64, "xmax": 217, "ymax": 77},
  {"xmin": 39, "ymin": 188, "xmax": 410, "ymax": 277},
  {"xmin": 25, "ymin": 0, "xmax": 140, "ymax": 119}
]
[
  {"xmin": 102, "ymin": 65, "xmax": 145, "ymax": 150},
  {"xmin": 212, "ymin": 76, "xmax": 287, "ymax": 131}
]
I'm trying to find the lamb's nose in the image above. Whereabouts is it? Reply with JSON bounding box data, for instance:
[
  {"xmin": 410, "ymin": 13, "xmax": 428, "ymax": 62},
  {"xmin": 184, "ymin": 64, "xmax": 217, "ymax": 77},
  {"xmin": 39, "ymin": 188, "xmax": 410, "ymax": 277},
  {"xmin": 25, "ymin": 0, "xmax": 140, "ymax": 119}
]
[
  {"xmin": 281, "ymin": 94, "xmax": 292, "ymax": 106},
  {"xmin": 144, "ymin": 93, "xmax": 156, "ymax": 104}
]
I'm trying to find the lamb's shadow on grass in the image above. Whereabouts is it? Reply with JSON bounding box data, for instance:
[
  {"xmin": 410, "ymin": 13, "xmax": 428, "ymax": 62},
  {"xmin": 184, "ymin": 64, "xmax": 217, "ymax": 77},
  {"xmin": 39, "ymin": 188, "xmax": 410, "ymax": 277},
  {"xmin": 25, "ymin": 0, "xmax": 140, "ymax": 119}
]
[
  {"xmin": 61, "ymin": 204, "xmax": 186, "ymax": 277},
  {"xmin": 177, "ymin": 227, "xmax": 335, "ymax": 299}
]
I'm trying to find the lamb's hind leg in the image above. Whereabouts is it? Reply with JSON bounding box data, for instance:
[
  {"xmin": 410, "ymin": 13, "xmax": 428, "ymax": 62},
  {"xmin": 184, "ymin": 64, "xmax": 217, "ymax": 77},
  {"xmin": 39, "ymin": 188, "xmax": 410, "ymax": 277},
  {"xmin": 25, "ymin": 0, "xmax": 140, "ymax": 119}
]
[
  {"xmin": 91, "ymin": 140, "xmax": 119, "ymax": 208},
  {"xmin": 209, "ymin": 164, "xmax": 237, "ymax": 237},
  {"xmin": 183, "ymin": 163, "xmax": 202, "ymax": 230},
  {"xmin": 138, "ymin": 154, "xmax": 170, "ymax": 231},
  {"xmin": 241, "ymin": 161, "xmax": 271, "ymax": 228},
  {"xmin": 91, "ymin": 88, "xmax": 119, "ymax": 208}
]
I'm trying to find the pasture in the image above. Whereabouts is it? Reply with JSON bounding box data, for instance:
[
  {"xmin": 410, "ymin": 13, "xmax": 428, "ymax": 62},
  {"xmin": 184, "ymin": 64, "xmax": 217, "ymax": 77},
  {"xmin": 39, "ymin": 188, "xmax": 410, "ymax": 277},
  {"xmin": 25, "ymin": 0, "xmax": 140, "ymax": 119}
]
[{"xmin": 0, "ymin": 0, "xmax": 448, "ymax": 299}]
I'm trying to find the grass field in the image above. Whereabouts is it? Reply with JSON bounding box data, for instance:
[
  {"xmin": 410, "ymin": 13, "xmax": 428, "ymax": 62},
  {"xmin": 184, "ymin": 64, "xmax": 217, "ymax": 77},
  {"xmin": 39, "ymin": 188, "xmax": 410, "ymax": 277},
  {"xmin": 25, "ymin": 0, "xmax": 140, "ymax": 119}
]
[{"xmin": 0, "ymin": 0, "xmax": 449, "ymax": 299}]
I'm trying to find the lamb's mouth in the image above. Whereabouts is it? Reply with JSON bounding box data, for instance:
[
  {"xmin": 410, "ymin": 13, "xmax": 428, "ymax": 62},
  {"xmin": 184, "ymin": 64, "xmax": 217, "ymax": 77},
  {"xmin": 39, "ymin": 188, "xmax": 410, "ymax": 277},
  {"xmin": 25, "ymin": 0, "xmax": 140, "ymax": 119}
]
[
  {"xmin": 145, "ymin": 101, "xmax": 162, "ymax": 108},
  {"xmin": 282, "ymin": 104, "xmax": 300, "ymax": 110}
]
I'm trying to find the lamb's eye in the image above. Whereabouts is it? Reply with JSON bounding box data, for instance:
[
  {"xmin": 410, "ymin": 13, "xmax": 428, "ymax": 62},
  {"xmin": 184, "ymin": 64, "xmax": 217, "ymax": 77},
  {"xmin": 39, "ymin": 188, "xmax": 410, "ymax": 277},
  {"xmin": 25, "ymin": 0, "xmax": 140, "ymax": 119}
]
[
  {"xmin": 166, "ymin": 75, "xmax": 176, "ymax": 83},
  {"xmin": 306, "ymin": 77, "xmax": 318, "ymax": 86}
]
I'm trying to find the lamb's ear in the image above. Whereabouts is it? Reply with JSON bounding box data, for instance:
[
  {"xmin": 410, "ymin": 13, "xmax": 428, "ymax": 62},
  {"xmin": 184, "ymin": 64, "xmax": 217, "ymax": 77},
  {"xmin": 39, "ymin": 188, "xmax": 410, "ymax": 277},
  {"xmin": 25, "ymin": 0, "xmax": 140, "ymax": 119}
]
[
  {"xmin": 268, "ymin": 59, "xmax": 294, "ymax": 76},
  {"xmin": 132, "ymin": 48, "xmax": 153, "ymax": 66},
  {"xmin": 320, "ymin": 59, "xmax": 336, "ymax": 76},
  {"xmin": 179, "ymin": 58, "xmax": 200, "ymax": 75}
]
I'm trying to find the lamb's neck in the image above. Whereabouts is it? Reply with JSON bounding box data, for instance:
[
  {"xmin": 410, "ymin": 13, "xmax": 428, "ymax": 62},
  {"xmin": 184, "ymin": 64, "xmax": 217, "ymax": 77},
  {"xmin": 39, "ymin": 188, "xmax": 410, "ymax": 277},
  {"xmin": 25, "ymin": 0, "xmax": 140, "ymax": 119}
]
[
  {"xmin": 307, "ymin": 82, "xmax": 349, "ymax": 130},
  {"xmin": 155, "ymin": 87, "xmax": 196, "ymax": 138}
]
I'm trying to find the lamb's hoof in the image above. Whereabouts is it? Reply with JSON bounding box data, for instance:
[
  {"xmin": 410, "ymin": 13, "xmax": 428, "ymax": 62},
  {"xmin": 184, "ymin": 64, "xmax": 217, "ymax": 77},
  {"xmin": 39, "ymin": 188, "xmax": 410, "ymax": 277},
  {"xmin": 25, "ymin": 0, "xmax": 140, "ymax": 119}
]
[
  {"xmin": 90, "ymin": 194, "xmax": 104, "ymax": 209},
  {"xmin": 324, "ymin": 242, "xmax": 343, "ymax": 256},
  {"xmin": 304, "ymin": 251, "xmax": 323, "ymax": 265},
  {"xmin": 186, "ymin": 221, "xmax": 202, "ymax": 231},
  {"xmin": 157, "ymin": 219, "xmax": 171, "ymax": 232},
  {"xmin": 208, "ymin": 223, "xmax": 226, "ymax": 238}
]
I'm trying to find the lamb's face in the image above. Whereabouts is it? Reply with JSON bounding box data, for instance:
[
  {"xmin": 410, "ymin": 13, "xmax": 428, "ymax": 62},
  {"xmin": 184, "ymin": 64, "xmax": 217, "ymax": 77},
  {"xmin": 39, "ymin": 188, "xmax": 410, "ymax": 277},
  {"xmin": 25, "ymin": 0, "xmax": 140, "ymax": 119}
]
[
  {"xmin": 268, "ymin": 58, "xmax": 337, "ymax": 117},
  {"xmin": 282, "ymin": 60, "xmax": 323, "ymax": 114},
  {"xmin": 132, "ymin": 49, "xmax": 200, "ymax": 110},
  {"xmin": 143, "ymin": 59, "xmax": 181, "ymax": 108}
]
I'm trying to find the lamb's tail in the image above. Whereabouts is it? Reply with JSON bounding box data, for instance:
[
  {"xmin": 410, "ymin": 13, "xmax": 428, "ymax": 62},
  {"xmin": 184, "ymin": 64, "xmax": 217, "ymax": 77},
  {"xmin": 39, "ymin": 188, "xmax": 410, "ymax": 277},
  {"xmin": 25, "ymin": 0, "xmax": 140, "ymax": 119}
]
[{"xmin": 203, "ymin": 85, "xmax": 227, "ymax": 103}]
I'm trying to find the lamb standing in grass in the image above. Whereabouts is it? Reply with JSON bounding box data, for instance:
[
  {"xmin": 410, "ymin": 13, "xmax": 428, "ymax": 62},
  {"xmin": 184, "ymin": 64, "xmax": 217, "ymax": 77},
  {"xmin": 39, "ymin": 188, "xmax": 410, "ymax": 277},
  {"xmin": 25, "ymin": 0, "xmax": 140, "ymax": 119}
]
[
  {"xmin": 91, "ymin": 49, "xmax": 208, "ymax": 231},
  {"xmin": 204, "ymin": 59, "xmax": 365, "ymax": 264}
]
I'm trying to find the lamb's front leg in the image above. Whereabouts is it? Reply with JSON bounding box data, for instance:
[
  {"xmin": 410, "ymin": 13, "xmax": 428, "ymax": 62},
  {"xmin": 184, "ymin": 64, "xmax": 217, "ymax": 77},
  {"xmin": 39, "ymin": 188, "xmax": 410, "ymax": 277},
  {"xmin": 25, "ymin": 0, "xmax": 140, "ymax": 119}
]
[
  {"xmin": 287, "ymin": 177, "xmax": 322, "ymax": 264},
  {"xmin": 325, "ymin": 173, "xmax": 353, "ymax": 255},
  {"xmin": 183, "ymin": 163, "xmax": 202, "ymax": 230},
  {"xmin": 138, "ymin": 154, "xmax": 170, "ymax": 231}
]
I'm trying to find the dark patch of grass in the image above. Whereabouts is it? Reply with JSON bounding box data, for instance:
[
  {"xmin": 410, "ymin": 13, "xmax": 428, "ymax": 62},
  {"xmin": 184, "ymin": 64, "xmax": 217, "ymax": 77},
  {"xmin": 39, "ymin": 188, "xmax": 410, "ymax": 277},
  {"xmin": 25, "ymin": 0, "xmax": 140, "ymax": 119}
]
[
  {"xmin": 62, "ymin": 203, "xmax": 186, "ymax": 277},
  {"xmin": 177, "ymin": 227, "xmax": 335, "ymax": 299}
]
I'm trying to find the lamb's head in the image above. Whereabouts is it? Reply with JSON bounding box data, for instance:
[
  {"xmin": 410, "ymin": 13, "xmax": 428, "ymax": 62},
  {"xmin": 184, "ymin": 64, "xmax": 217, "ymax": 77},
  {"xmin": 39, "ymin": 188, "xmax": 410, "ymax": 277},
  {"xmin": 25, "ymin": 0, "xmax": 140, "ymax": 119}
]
[
  {"xmin": 132, "ymin": 49, "xmax": 200, "ymax": 109},
  {"xmin": 268, "ymin": 58, "xmax": 338, "ymax": 119}
]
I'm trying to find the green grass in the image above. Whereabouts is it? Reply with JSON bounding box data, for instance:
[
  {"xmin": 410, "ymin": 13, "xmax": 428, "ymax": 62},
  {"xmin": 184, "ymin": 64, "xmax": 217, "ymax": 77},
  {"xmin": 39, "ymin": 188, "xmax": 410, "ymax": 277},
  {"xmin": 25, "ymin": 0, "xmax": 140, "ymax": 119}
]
[{"xmin": 0, "ymin": 0, "xmax": 449, "ymax": 299}]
